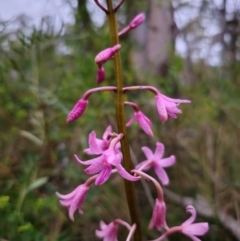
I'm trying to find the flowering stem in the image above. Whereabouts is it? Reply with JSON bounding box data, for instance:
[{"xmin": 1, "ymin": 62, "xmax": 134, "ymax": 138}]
[
  {"xmin": 106, "ymin": 1, "xmax": 142, "ymax": 240},
  {"xmin": 149, "ymin": 226, "xmax": 182, "ymax": 241},
  {"xmin": 93, "ymin": 0, "xmax": 108, "ymax": 13},
  {"xmin": 132, "ymin": 170, "xmax": 164, "ymax": 202},
  {"xmin": 113, "ymin": 0, "xmax": 125, "ymax": 12},
  {"xmin": 115, "ymin": 219, "xmax": 132, "ymax": 231},
  {"xmin": 126, "ymin": 224, "xmax": 137, "ymax": 241},
  {"xmin": 123, "ymin": 86, "xmax": 159, "ymax": 95},
  {"xmin": 82, "ymin": 86, "xmax": 116, "ymax": 100},
  {"xmin": 124, "ymin": 101, "xmax": 140, "ymax": 112}
]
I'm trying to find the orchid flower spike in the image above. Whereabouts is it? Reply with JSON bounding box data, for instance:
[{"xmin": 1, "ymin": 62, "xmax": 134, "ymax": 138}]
[
  {"xmin": 75, "ymin": 134, "xmax": 139, "ymax": 185},
  {"xmin": 136, "ymin": 142, "xmax": 175, "ymax": 185},
  {"xmin": 149, "ymin": 198, "xmax": 168, "ymax": 231},
  {"xmin": 155, "ymin": 92, "xmax": 191, "ymax": 123},
  {"xmin": 56, "ymin": 183, "xmax": 89, "ymax": 221},
  {"xmin": 67, "ymin": 99, "xmax": 88, "ymax": 123},
  {"xmin": 96, "ymin": 221, "xmax": 118, "ymax": 241},
  {"xmin": 180, "ymin": 205, "xmax": 209, "ymax": 241}
]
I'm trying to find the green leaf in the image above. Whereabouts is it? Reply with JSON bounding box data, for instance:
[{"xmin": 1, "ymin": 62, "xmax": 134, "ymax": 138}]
[
  {"xmin": 26, "ymin": 177, "xmax": 48, "ymax": 193},
  {"xmin": 0, "ymin": 196, "xmax": 9, "ymax": 209},
  {"xmin": 17, "ymin": 222, "xmax": 33, "ymax": 232}
]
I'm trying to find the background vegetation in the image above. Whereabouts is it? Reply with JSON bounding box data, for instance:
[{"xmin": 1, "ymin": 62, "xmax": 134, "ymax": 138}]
[{"xmin": 0, "ymin": 0, "xmax": 239, "ymax": 240}]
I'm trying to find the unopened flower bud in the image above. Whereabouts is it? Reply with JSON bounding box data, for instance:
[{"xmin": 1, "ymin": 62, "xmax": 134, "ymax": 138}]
[
  {"xmin": 130, "ymin": 13, "xmax": 145, "ymax": 29},
  {"xmin": 95, "ymin": 44, "xmax": 121, "ymax": 65},
  {"xmin": 67, "ymin": 99, "xmax": 88, "ymax": 123},
  {"xmin": 96, "ymin": 66, "xmax": 106, "ymax": 84}
]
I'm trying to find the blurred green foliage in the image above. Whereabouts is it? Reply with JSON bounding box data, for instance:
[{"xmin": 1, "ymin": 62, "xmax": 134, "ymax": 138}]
[{"xmin": 0, "ymin": 2, "xmax": 240, "ymax": 241}]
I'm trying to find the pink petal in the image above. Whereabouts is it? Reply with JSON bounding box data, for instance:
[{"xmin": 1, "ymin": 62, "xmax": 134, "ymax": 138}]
[
  {"xmin": 84, "ymin": 161, "xmax": 104, "ymax": 175},
  {"xmin": 154, "ymin": 142, "xmax": 164, "ymax": 158},
  {"xmin": 95, "ymin": 166, "xmax": 112, "ymax": 185},
  {"xmin": 165, "ymin": 105, "xmax": 182, "ymax": 114},
  {"xmin": 100, "ymin": 220, "xmax": 107, "ymax": 230},
  {"xmin": 95, "ymin": 229, "xmax": 105, "ymax": 238},
  {"xmin": 116, "ymin": 164, "xmax": 140, "ymax": 182},
  {"xmin": 83, "ymin": 147, "xmax": 94, "ymax": 155},
  {"xmin": 95, "ymin": 222, "xmax": 118, "ymax": 241},
  {"xmin": 167, "ymin": 111, "xmax": 177, "ymax": 119},
  {"xmin": 160, "ymin": 155, "xmax": 176, "ymax": 167},
  {"xmin": 59, "ymin": 199, "xmax": 72, "ymax": 207},
  {"xmin": 89, "ymin": 131, "xmax": 102, "ymax": 154},
  {"xmin": 135, "ymin": 160, "xmax": 152, "ymax": 171},
  {"xmin": 160, "ymin": 94, "xmax": 191, "ymax": 104},
  {"xmin": 141, "ymin": 146, "xmax": 154, "ymax": 160},
  {"xmin": 126, "ymin": 116, "xmax": 135, "ymax": 127},
  {"xmin": 183, "ymin": 223, "xmax": 209, "ymax": 236},
  {"xmin": 56, "ymin": 187, "xmax": 80, "ymax": 200},
  {"xmin": 181, "ymin": 205, "xmax": 197, "ymax": 227},
  {"xmin": 74, "ymin": 154, "xmax": 103, "ymax": 166},
  {"xmin": 103, "ymin": 125, "xmax": 112, "ymax": 140},
  {"xmin": 107, "ymin": 152, "xmax": 122, "ymax": 166},
  {"xmin": 136, "ymin": 112, "xmax": 153, "ymax": 136},
  {"xmin": 67, "ymin": 99, "xmax": 88, "ymax": 123},
  {"xmin": 155, "ymin": 95, "xmax": 168, "ymax": 123},
  {"xmin": 154, "ymin": 164, "xmax": 170, "ymax": 185}
]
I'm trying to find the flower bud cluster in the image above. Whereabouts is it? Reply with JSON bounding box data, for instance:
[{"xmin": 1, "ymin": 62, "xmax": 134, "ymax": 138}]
[{"xmin": 57, "ymin": 1, "xmax": 209, "ymax": 241}]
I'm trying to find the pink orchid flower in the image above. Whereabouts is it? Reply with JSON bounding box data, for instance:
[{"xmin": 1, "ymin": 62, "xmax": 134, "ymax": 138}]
[
  {"xmin": 75, "ymin": 135, "xmax": 139, "ymax": 185},
  {"xmin": 136, "ymin": 142, "xmax": 175, "ymax": 185},
  {"xmin": 126, "ymin": 110, "xmax": 153, "ymax": 136},
  {"xmin": 180, "ymin": 205, "xmax": 209, "ymax": 241},
  {"xmin": 56, "ymin": 183, "xmax": 89, "ymax": 221},
  {"xmin": 155, "ymin": 93, "xmax": 191, "ymax": 123},
  {"xmin": 149, "ymin": 198, "xmax": 167, "ymax": 231},
  {"xmin": 96, "ymin": 221, "xmax": 118, "ymax": 241},
  {"xmin": 84, "ymin": 126, "xmax": 120, "ymax": 155}
]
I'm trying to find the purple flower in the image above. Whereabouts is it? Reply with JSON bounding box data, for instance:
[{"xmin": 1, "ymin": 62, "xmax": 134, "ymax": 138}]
[
  {"xmin": 136, "ymin": 142, "xmax": 175, "ymax": 185},
  {"xmin": 126, "ymin": 111, "xmax": 153, "ymax": 136},
  {"xmin": 95, "ymin": 44, "xmax": 121, "ymax": 65},
  {"xmin": 96, "ymin": 221, "xmax": 118, "ymax": 241},
  {"xmin": 75, "ymin": 137, "xmax": 139, "ymax": 185},
  {"xmin": 84, "ymin": 126, "xmax": 117, "ymax": 155},
  {"xmin": 180, "ymin": 205, "xmax": 209, "ymax": 241},
  {"xmin": 155, "ymin": 93, "xmax": 191, "ymax": 123},
  {"xmin": 129, "ymin": 13, "xmax": 145, "ymax": 29},
  {"xmin": 56, "ymin": 184, "xmax": 89, "ymax": 221},
  {"xmin": 149, "ymin": 198, "xmax": 167, "ymax": 231},
  {"xmin": 67, "ymin": 99, "xmax": 88, "ymax": 123}
]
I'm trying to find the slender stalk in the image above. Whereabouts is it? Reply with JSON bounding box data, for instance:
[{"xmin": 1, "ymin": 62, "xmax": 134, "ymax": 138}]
[{"xmin": 105, "ymin": 1, "xmax": 142, "ymax": 240}]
